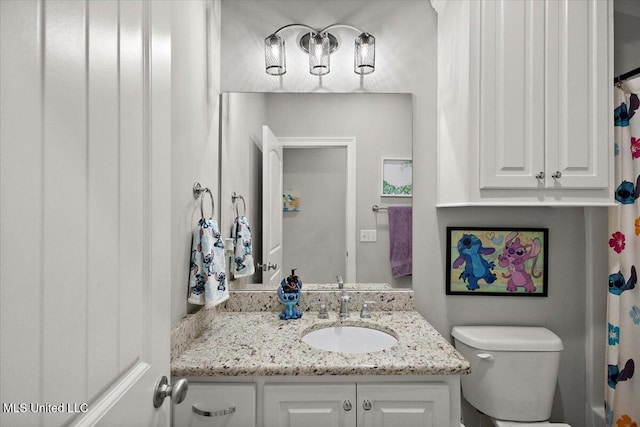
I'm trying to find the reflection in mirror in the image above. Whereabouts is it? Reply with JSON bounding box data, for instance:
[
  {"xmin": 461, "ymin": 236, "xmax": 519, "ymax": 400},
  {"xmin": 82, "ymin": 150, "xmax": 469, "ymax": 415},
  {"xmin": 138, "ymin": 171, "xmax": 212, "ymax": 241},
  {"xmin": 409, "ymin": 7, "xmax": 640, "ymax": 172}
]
[{"xmin": 221, "ymin": 93, "xmax": 413, "ymax": 289}]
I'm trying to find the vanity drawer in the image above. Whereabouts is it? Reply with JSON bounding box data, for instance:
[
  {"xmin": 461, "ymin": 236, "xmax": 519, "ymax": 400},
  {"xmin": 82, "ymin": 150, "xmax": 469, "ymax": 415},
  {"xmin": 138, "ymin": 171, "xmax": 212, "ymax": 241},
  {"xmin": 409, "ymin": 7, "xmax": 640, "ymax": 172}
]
[{"xmin": 173, "ymin": 382, "xmax": 256, "ymax": 427}]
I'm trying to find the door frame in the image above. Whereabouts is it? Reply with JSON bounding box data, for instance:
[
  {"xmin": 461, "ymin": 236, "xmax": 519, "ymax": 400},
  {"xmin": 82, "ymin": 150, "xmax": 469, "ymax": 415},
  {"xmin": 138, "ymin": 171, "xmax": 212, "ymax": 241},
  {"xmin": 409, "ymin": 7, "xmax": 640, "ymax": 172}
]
[{"xmin": 279, "ymin": 137, "xmax": 357, "ymax": 283}]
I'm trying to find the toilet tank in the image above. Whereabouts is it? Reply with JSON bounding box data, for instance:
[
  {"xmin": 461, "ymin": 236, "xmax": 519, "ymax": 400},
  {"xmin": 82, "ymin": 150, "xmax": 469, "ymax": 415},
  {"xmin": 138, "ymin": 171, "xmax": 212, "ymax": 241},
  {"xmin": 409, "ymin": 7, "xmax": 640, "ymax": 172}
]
[{"xmin": 451, "ymin": 326, "xmax": 564, "ymax": 422}]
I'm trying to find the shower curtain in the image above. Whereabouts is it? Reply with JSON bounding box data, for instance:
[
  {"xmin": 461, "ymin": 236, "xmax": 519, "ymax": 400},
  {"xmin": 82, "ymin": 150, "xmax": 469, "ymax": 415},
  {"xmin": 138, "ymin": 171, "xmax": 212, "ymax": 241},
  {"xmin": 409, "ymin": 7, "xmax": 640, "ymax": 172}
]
[{"xmin": 607, "ymin": 76, "xmax": 640, "ymax": 427}]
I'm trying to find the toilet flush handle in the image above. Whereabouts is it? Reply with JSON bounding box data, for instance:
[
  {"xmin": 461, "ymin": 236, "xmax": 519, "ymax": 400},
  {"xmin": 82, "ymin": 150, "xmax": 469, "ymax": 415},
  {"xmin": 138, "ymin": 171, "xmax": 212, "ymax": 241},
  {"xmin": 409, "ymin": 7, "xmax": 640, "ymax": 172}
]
[{"xmin": 476, "ymin": 353, "xmax": 494, "ymax": 362}]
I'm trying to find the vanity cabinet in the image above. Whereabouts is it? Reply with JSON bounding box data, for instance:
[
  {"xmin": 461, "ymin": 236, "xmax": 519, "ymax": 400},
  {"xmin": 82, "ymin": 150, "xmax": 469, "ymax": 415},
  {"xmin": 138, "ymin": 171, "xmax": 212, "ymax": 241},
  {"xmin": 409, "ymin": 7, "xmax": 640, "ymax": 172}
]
[
  {"xmin": 172, "ymin": 383, "xmax": 256, "ymax": 427},
  {"xmin": 435, "ymin": 0, "xmax": 613, "ymax": 206},
  {"xmin": 264, "ymin": 384, "xmax": 356, "ymax": 427},
  {"xmin": 263, "ymin": 382, "xmax": 450, "ymax": 427}
]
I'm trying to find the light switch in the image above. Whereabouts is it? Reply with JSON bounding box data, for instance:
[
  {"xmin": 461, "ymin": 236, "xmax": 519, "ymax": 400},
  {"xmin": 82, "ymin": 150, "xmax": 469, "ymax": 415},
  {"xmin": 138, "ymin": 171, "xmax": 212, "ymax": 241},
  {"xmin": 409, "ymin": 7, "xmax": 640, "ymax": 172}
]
[{"xmin": 360, "ymin": 229, "xmax": 377, "ymax": 242}]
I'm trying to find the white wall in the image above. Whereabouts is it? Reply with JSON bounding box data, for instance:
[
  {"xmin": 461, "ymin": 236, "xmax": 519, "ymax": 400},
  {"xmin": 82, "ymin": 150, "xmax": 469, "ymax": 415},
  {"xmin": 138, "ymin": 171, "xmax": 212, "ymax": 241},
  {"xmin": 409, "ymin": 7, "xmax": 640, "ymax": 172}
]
[
  {"xmin": 220, "ymin": 1, "xmax": 596, "ymax": 425},
  {"xmin": 170, "ymin": 0, "xmax": 222, "ymax": 325},
  {"xmin": 219, "ymin": 92, "xmax": 267, "ymax": 284}
]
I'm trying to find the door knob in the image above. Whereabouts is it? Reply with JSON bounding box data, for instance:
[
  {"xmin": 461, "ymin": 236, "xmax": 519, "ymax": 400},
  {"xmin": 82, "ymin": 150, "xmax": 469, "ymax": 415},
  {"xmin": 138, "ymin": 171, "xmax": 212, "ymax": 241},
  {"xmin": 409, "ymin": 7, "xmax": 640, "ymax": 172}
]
[
  {"xmin": 362, "ymin": 399, "xmax": 372, "ymax": 410},
  {"xmin": 153, "ymin": 376, "xmax": 188, "ymax": 408},
  {"xmin": 258, "ymin": 262, "xmax": 278, "ymax": 271},
  {"xmin": 343, "ymin": 400, "xmax": 352, "ymax": 411},
  {"xmin": 535, "ymin": 171, "xmax": 545, "ymax": 180},
  {"xmin": 551, "ymin": 171, "xmax": 562, "ymax": 179}
]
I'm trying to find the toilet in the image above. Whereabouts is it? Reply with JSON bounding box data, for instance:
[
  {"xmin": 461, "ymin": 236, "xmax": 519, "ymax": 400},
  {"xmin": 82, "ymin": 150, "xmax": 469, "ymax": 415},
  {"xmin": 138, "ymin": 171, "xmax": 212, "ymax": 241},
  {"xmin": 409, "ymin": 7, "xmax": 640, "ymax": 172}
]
[{"xmin": 451, "ymin": 326, "xmax": 571, "ymax": 427}]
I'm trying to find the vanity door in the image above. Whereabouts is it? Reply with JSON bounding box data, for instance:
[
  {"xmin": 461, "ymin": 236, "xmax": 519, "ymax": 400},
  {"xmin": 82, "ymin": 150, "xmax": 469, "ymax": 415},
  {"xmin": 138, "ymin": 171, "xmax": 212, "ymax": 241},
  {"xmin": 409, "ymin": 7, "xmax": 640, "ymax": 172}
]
[
  {"xmin": 264, "ymin": 383, "xmax": 356, "ymax": 427},
  {"xmin": 357, "ymin": 383, "xmax": 450, "ymax": 427}
]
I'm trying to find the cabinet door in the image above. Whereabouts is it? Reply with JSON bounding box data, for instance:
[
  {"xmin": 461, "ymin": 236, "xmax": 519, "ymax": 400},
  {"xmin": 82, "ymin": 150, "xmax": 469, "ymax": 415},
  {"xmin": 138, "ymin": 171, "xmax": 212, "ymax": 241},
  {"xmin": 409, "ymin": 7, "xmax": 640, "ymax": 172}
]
[
  {"xmin": 479, "ymin": 0, "xmax": 545, "ymax": 189},
  {"xmin": 357, "ymin": 383, "xmax": 450, "ymax": 427},
  {"xmin": 264, "ymin": 384, "xmax": 357, "ymax": 427},
  {"xmin": 172, "ymin": 383, "xmax": 256, "ymax": 427},
  {"xmin": 545, "ymin": 0, "xmax": 610, "ymax": 189}
]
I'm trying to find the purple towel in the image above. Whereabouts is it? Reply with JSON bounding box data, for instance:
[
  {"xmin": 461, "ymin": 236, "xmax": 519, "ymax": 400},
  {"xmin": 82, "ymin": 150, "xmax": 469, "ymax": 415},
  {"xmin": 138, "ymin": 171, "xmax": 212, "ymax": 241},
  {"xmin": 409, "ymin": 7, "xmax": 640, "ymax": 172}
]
[{"xmin": 388, "ymin": 206, "xmax": 412, "ymax": 277}]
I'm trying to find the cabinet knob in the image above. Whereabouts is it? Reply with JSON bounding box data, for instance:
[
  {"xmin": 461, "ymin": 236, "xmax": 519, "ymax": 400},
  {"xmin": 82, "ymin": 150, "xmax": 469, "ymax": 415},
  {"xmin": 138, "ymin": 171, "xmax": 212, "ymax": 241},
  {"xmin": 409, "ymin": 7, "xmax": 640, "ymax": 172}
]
[
  {"xmin": 363, "ymin": 399, "xmax": 372, "ymax": 411},
  {"xmin": 551, "ymin": 171, "xmax": 562, "ymax": 179},
  {"xmin": 535, "ymin": 171, "xmax": 545, "ymax": 180},
  {"xmin": 343, "ymin": 400, "xmax": 352, "ymax": 411}
]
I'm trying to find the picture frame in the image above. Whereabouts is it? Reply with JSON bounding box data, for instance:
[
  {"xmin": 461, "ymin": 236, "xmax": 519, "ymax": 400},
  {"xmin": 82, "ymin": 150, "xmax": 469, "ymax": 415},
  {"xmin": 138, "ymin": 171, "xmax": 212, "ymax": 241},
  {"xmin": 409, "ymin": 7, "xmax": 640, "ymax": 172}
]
[
  {"xmin": 283, "ymin": 189, "xmax": 300, "ymax": 212},
  {"xmin": 445, "ymin": 227, "xmax": 548, "ymax": 296},
  {"xmin": 381, "ymin": 158, "xmax": 412, "ymax": 197}
]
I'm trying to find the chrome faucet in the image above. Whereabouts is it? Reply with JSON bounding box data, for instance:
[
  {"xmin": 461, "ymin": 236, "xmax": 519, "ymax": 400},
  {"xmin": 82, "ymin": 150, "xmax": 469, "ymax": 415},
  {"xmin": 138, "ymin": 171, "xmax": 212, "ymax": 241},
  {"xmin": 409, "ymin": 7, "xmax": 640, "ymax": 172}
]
[{"xmin": 339, "ymin": 289, "xmax": 350, "ymax": 318}]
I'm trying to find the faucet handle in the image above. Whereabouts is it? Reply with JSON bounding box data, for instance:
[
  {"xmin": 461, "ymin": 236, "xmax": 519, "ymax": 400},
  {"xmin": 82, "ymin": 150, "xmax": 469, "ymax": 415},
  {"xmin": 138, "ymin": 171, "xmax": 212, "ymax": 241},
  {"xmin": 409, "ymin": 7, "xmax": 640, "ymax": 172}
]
[
  {"xmin": 310, "ymin": 301, "xmax": 329, "ymax": 319},
  {"xmin": 360, "ymin": 301, "xmax": 376, "ymax": 319}
]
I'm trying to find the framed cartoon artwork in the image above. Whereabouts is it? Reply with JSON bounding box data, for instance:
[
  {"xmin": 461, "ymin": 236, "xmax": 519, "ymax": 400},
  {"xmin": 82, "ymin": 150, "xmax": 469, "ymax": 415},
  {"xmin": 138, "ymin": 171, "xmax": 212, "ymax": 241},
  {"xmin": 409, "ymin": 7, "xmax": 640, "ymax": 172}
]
[
  {"xmin": 446, "ymin": 227, "xmax": 548, "ymax": 296},
  {"xmin": 381, "ymin": 158, "xmax": 412, "ymax": 197},
  {"xmin": 283, "ymin": 189, "xmax": 300, "ymax": 211}
]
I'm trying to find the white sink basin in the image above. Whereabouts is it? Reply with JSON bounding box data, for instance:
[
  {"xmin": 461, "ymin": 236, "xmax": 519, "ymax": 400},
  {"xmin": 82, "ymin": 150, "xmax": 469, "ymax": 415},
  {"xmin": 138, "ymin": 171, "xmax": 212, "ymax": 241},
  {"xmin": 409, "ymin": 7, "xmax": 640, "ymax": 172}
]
[{"xmin": 302, "ymin": 326, "xmax": 398, "ymax": 354}]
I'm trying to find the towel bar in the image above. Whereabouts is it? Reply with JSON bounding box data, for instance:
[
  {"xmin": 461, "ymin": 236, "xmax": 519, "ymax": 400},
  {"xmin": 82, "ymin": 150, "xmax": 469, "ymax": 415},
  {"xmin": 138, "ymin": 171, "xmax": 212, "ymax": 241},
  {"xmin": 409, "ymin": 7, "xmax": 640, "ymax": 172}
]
[
  {"xmin": 193, "ymin": 182, "xmax": 215, "ymax": 219},
  {"xmin": 231, "ymin": 191, "xmax": 247, "ymax": 217}
]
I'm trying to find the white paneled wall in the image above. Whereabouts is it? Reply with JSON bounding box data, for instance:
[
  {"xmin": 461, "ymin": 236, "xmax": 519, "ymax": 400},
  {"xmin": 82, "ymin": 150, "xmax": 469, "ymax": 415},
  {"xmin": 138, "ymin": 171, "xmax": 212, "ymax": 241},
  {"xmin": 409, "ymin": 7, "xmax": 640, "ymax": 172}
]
[{"xmin": 0, "ymin": 1, "xmax": 171, "ymax": 425}]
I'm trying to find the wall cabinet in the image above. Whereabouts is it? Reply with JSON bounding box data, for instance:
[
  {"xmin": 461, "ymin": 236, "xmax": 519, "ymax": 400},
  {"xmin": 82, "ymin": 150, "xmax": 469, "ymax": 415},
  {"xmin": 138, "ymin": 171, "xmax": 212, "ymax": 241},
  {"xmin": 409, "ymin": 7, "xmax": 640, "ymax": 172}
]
[
  {"xmin": 435, "ymin": 0, "xmax": 613, "ymax": 206},
  {"xmin": 175, "ymin": 377, "xmax": 457, "ymax": 427}
]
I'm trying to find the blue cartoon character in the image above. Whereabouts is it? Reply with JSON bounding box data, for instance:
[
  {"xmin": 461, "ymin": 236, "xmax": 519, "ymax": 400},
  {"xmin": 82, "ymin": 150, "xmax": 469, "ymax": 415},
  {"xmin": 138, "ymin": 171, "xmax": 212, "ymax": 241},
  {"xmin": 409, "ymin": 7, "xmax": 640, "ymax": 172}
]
[
  {"xmin": 216, "ymin": 272, "xmax": 226, "ymax": 291},
  {"xmin": 614, "ymin": 93, "xmax": 639, "ymax": 127},
  {"xmin": 277, "ymin": 269, "xmax": 303, "ymax": 320},
  {"xmin": 609, "ymin": 265, "xmax": 637, "ymax": 296},
  {"xmin": 452, "ymin": 234, "xmax": 497, "ymax": 290},
  {"xmin": 615, "ymin": 175, "xmax": 640, "ymax": 205},
  {"xmin": 608, "ymin": 359, "xmax": 635, "ymax": 389}
]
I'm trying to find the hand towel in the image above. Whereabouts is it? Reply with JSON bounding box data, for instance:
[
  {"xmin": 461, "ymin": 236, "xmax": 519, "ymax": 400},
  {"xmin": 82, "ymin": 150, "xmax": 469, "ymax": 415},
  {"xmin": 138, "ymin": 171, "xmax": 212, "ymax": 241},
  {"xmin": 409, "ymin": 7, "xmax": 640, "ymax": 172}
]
[
  {"xmin": 388, "ymin": 206, "xmax": 412, "ymax": 277},
  {"xmin": 231, "ymin": 215, "xmax": 255, "ymax": 278},
  {"xmin": 187, "ymin": 217, "xmax": 229, "ymax": 308}
]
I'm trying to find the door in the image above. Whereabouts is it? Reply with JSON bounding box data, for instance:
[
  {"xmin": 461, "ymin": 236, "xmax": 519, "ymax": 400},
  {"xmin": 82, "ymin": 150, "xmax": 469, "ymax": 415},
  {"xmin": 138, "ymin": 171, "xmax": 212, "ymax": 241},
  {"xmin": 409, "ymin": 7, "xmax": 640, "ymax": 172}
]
[
  {"xmin": 264, "ymin": 384, "xmax": 357, "ymax": 427},
  {"xmin": 262, "ymin": 125, "xmax": 284, "ymax": 285},
  {"xmin": 479, "ymin": 0, "xmax": 545, "ymax": 189},
  {"xmin": 357, "ymin": 383, "xmax": 450, "ymax": 427},
  {"xmin": 0, "ymin": 1, "xmax": 172, "ymax": 426},
  {"xmin": 544, "ymin": 0, "xmax": 610, "ymax": 189}
]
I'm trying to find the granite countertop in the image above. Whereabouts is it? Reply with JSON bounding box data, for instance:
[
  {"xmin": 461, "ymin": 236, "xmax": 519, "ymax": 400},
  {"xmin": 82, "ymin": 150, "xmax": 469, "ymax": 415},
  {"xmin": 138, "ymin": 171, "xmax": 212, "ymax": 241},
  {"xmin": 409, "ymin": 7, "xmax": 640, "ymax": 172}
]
[{"xmin": 171, "ymin": 310, "xmax": 471, "ymax": 377}]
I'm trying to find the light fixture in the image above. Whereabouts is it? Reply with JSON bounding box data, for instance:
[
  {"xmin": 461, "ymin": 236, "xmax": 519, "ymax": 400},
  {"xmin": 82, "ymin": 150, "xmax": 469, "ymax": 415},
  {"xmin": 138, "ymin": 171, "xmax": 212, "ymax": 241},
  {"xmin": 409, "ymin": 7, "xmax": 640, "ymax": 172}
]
[
  {"xmin": 264, "ymin": 23, "xmax": 375, "ymax": 77},
  {"xmin": 265, "ymin": 33, "xmax": 286, "ymax": 75}
]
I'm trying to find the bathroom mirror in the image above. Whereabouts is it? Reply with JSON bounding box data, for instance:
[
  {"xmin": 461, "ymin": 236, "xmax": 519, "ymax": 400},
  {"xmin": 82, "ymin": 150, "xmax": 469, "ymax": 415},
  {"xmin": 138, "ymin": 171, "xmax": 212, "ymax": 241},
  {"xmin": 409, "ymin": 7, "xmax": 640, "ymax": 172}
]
[{"xmin": 220, "ymin": 92, "xmax": 413, "ymax": 289}]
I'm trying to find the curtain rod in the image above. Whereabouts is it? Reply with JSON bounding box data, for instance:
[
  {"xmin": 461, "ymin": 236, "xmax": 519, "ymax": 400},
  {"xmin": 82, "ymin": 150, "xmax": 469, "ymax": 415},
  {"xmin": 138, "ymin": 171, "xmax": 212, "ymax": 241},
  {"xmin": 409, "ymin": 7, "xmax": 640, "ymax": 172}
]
[{"xmin": 614, "ymin": 66, "xmax": 640, "ymax": 84}]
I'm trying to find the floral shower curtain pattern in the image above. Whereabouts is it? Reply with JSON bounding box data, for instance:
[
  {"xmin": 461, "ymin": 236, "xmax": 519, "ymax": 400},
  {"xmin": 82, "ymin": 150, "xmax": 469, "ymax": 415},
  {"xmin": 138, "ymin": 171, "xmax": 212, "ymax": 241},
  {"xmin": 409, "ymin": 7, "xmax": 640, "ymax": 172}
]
[{"xmin": 607, "ymin": 76, "xmax": 640, "ymax": 427}]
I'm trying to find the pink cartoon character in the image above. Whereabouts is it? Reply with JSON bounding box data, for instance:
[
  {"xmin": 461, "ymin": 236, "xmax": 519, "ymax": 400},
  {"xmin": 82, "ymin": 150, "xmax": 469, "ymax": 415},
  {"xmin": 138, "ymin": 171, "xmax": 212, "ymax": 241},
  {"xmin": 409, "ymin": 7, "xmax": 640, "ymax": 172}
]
[{"xmin": 498, "ymin": 232, "xmax": 542, "ymax": 293}]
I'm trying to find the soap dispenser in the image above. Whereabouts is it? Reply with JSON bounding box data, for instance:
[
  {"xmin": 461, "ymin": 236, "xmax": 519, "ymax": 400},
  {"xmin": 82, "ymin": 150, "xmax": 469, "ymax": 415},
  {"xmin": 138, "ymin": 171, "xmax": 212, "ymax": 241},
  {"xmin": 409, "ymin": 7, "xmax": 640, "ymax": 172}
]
[{"xmin": 277, "ymin": 268, "xmax": 303, "ymax": 320}]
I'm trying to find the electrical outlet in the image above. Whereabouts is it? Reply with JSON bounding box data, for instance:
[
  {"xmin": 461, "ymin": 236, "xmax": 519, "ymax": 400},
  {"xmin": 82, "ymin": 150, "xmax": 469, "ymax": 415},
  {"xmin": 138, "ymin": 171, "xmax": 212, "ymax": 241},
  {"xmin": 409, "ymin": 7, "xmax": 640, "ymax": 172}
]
[{"xmin": 360, "ymin": 229, "xmax": 377, "ymax": 242}]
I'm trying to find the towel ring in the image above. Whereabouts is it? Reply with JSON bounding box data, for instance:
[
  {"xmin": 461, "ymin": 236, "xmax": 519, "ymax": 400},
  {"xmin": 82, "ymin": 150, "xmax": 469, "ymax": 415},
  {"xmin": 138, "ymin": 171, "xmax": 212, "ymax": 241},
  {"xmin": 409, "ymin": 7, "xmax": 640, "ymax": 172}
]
[
  {"xmin": 231, "ymin": 192, "xmax": 246, "ymax": 217},
  {"xmin": 200, "ymin": 188, "xmax": 215, "ymax": 219}
]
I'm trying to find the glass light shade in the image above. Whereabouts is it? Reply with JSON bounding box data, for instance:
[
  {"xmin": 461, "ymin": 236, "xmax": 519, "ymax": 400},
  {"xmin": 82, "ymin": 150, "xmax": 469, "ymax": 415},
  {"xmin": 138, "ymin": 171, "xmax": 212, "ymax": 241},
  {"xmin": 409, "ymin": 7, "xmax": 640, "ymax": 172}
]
[
  {"xmin": 354, "ymin": 32, "xmax": 375, "ymax": 75},
  {"xmin": 265, "ymin": 34, "xmax": 286, "ymax": 76},
  {"xmin": 309, "ymin": 32, "xmax": 330, "ymax": 76}
]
